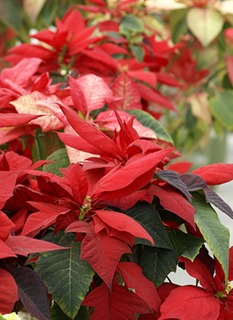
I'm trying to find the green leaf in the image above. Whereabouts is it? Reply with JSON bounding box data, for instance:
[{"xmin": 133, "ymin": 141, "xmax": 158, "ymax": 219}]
[
  {"xmin": 193, "ymin": 192, "xmax": 230, "ymax": 279},
  {"xmin": 120, "ymin": 14, "xmax": 144, "ymax": 37},
  {"xmin": 209, "ymin": 90, "xmax": 233, "ymax": 130},
  {"xmin": 51, "ymin": 302, "xmax": 89, "ymax": 320},
  {"xmin": 130, "ymin": 44, "xmax": 144, "ymax": 62},
  {"xmin": 127, "ymin": 109, "xmax": 173, "ymax": 144},
  {"xmin": 139, "ymin": 240, "xmax": 178, "ymax": 287},
  {"xmin": 126, "ymin": 202, "xmax": 172, "ymax": 249},
  {"xmin": 186, "ymin": 8, "xmax": 224, "ymax": 47},
  {"xmin": 170, "ymin": 229, "xmax": 204, "ymax": 261},
  {"xmin": 43, "ymin": 148, "xmax": 69, "ymax": 176},
  {"xmin": 36, "ymin": 232, "xmax": 94, "ymax": 319},
  {"xmin": 0, "ymin": 0, "xmax": 23, "ymax": 30},
  {"xmin": 169, "ymin": 9, "xmax": 188, "ymax": 43}
]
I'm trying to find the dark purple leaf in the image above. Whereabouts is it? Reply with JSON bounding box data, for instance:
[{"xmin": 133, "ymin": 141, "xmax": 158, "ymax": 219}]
[
  {"xmin": 12, "ymin": 267, "xmax": 50, "ymax": 320},
  {"xmin": 203, "ymin": 187, "xmax": 233, "ymax": 219},
  {"xmin": 156, "ymin": 170, "xmax": 192, "ymax": 201}
]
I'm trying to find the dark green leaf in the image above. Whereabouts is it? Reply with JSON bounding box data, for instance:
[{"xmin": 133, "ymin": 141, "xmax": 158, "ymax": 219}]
[
  {"xmin": 127, "ymin": 109, "xmax": 173, "ymax": 144},
  {"xmin": 126, "ymin": 202, "xmax": 172, "ymax": 249},
  {"xmin": 51, "ymin": 302, "xmax": 89, "ymax": 320},
  {"xmin": 36, "ymin": 232, "xmax": 94, "ymax": 319},
  {"xmin": 170, "ymin": 229, "xmax": 204, "ymax": 261},
  {"xmin": 43, "ymin": 148, "xmax": 69, "ymax": 176},
  {"xmin": 193, "ymin": 192, "xmax": 230, "ymax": 279},
  {"xmin": 139, "ymin": 244, "xmax": 178, "ymax": 287},
  {"xmin": 169, "ymin": 9, "xmax": 188, "ymax": 43},
  {"xmin": 11, "ymin": 267, "xmax": 50, "ymax": 320}
]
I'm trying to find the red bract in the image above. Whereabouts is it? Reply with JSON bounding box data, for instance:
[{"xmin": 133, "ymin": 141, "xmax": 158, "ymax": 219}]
[
  {"xmin": 21, "ymin": 162, "xmax": 154, "ymax": 288},
  {"xmin": 6, "ymin": 8, "xmax": 99, "ymax": 73},
  {"xmin": 158, "ymin": 251, "xmax": 233, "ymax": 320},
  {"xmin": 82, "ymin": 279, "xmax": 154, "ymax": 320},
  {"xmin": 0, "ymin": 57, "xmax": 42, "ymax": 107},
  {"xmin": 0, "ymin": 210, "xmax": 65, "ymax": 314},
  {"xmin": 169, "ymin": 48, "xmax": 210, "ymax": 88}
]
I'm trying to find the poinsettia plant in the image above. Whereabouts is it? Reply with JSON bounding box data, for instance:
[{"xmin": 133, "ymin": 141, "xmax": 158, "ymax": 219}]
[{"xmin": 0, "ymin": 2, "xmax": 233, "ymax": 320}]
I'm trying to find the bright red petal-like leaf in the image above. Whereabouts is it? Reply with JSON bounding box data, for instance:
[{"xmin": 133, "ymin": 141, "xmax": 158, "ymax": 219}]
[
  {"xmin": 179, "ymin": 257, "xmax": 214, "ymax": 292},
  {"xmin": 95, "ymin": 210, "xmax": 154, "ymax": 245},
  {"xmin": 228, "ymin": 247, "xmax": 233, "ymax": 281},
  {"xmin": 66, "ymin": 221, "xmax": 131, "ymax": 288},
  {"xmin": 159, "ymin": 285, "xmax": 220, "ymax": 320},
  {"xmin": 192, "ymin": 163, "xmax": 233, "ymax": 185},
  {"xmin": 0, "ymin": 125, "xmax": 37, "ymax": 145},
  {"xmin": 0, "ymin": 171, "xmax": 18, "ymax": 208},
  {"xmin": 5, "ymin": 235, "xmax": 65, "ymax": 256},
  {"xmin": 0, "ymin": 269, "xmax": 18, "ymax": 314},
  {"xmin": 93, "ymin": 149, "xmax": 173, "ymax": 200},
  {"xmin": 0, "ymin": 210, "xmax": 15, "ymax": 241},
  {"xmin": 82, "ymin": 281, "xmax": 153, "ymax": 319},
  {"xmin": 61, "ymin": 106, "xmax": 124, "ymax": 160},
  {"xmin": 3, "ymin": 151, "xmax": 32, "ymax": 170},
  {"xmin": 167, "ymin": 161, "xmax": 193, "ymax": 174},
  {"xmin": 21, "ymin": 202, "xmax": 70, "ymax": 236},
  {"xmin": 136, "ymin": 83, "xmax": 176, "ymax": 111},
  {"xmin": 0, "ymin": 239, "xmax": 17, "ymax": 259},
  {"xmin": 65, "ymin": 164, "xmax": 88, "ymax": 205},
  {"xmin": 118, "ymin": 262, "xmax": 161, "ymax": 312},
  {"xmin": 151, "ymin": 184, "xmax": 196, "ymax": 228},
  {"xmin": 109, "ymin": 72, "xmax": 142, "ymax": 110},
  {"xmin": 127, "ymin": 70, "xmax": 157, "ymax": 88},
  {"xmin": 0, "ymin": 113, "xmax": 41, "ymax": 127}
]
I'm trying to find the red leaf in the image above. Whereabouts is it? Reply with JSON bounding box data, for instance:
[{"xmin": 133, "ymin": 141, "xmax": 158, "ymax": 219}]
[
  {"xmin": 0, "ymin": 58, "xmax": 41, "ymax": 87},
  {"xmin": 95, "ymin": 210, "xmax": 154, "ymax": 245},
  {"xmin": 167, "ymin": 161, "xmax": 193, "ymax": 174},
  {"xmin": 66, "ymin": 221, "xmax": 131, "ymax": 288},
  {"xmin": 151, "ymin": 185, "xmax": 195, "ymax": 228},
  {"xmin": 136, "ymin": 83, "xmax": 176, "ymax": 111},
  {"xmin": 0, "ymin": 125, "xmax": 36, "ymax": 145},
  {"xmin": 228, "ymin": 247, "xmax": 233, "ymax": 281},
  {"xmin": 159, "ymin": 286, "xmax": 220, "ymax": 320},
  {"xmin": 0, "ymin": 239, "xmax": 17, "ymax": 259},
  {"xmin": 179, "ymin": 257, "xmax": 214, "ymax": 292},
  {"xmin": 5, "ymin": 235, "xmax": 65, "ymax": 256},
  {"xmin": 65, "ymin": 164, "xmax": 88, "ymax": 205},
  {"xmin": 21, "ymin": 202, "xmax": 70, "ymax": 236},
  {"xmin": 69, "ymin": 74, "xmax": 114, "ymax": 114},
  {"xmin": 83, "ymin": 281, "xmax": 153, "ymax": 319},
  {"xmin": 0, "ymin": 269, "xmax": 18, "ymax": 314},
  {"xmin": 0, "ymin": 171, "xmax": 18, "ymax": 208},
  {"xmin": 109, "ymin": 72, "xmax": 142, "ymax": 110},
  {"xmin": 93, "ymin": 149, "xmax": 173, "ymax": 200},
  {"xmin": 0, "ymin": 113, "xmax": 41, "ymax": 127},
  {"xmin": 0, "ymin": 210, "xmax": 15, "ymax": 241},
  {"xmin": 61, "ymin": 106, "xmax": 124, "ymax": 160},
  {"xmin": 96, "ymin": 110, "xmax": 157, "ymax": 140},
  {"xmin": 192, "ymin": 163, "xmax": 233, "ymax": 185},
  {"xmin": 127, "ymin": 70, "xmax": 157, "ymax": 87},
  {"xmin": 118, "ymin": 262, "xmax": 161, "ymax": 312},
  {"xmin": 69, "ymin": 26, "xmax": 97, "ymax": 55}
]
